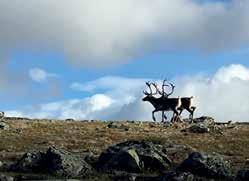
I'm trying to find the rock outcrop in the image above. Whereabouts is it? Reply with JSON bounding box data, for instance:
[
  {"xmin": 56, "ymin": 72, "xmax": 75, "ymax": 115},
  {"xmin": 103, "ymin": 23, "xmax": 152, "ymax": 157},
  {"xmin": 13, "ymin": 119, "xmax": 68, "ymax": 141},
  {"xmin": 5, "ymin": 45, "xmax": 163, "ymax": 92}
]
[
  {"xmin": 10, "ymin": 147, "xmax": 92, "ymax": 177},
  {"xmin": 10, "ymin": 151, "xmax": 46, "ymax": 173},
  {"xmin": 97, "ymin": 140, "xmax": 172, "ymax": 173},
  {"xmin": 45, "ymin": 147, "xmax": 92, "ymax": 177},
  {"xmin": 178, "ymin": 152, "xmax": 232, "ymax": 180}
]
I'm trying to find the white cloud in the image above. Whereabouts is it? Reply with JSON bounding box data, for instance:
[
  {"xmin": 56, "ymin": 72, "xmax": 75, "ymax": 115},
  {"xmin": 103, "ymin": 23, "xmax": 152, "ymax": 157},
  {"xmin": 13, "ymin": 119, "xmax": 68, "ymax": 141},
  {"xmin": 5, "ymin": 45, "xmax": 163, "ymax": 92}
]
[
  {"xmin": 5, "ymin": 111, "xmax": 26, "ymax": 118},
  {"xmin": 71, "ymin": 76, "xmax": 147, "ymax": 94},
  {"xmin": 0, "ymin": 1, "xmax": 249, "ymax": 67},
  {"xmin": 6, "ymin": 64, "xmax": 249, "ymax": 122},
  {"xmin": 213, "ymin": 64, "xmax": 249, "ymax": 83},
  {"xmin": 5, "ymin": 94, "xmax": 116, "ymax": 120},
  {"xmin": 29, "ymin": 68, "xmax": 58, "ymax": 83}
]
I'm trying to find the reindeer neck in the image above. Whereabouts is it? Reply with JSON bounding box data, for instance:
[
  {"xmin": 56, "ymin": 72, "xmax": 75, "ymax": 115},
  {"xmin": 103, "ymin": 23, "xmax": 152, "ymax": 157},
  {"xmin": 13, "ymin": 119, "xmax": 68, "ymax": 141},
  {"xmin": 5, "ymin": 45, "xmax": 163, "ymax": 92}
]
[{"xmin": 148, "ymin": 96, "xmax": 160, "ymax": 108}]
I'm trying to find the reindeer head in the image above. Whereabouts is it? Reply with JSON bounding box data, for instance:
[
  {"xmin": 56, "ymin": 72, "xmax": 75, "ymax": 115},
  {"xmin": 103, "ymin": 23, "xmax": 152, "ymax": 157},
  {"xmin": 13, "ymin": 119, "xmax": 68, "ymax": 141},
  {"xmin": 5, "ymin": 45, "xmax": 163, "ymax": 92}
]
[{"xmin": 142, "ymin": 82, "xmax": 158, "ymax": 101}]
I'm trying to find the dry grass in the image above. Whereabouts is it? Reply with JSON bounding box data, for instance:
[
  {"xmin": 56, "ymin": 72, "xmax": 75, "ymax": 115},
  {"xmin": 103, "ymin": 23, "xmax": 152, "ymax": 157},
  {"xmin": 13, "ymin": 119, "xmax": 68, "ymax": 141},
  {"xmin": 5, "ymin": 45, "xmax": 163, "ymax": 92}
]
[{"xmin": 0, "ymin": 118, "xmax": 249, "ymax": 173}]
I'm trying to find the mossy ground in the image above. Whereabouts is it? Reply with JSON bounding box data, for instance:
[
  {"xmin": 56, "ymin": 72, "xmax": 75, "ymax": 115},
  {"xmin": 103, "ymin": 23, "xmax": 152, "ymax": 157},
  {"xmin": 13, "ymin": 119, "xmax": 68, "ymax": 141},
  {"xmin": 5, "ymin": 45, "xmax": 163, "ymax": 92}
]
[{"xmin": 0, "ymin": 118, "xmax": 249, "ymax": 174}]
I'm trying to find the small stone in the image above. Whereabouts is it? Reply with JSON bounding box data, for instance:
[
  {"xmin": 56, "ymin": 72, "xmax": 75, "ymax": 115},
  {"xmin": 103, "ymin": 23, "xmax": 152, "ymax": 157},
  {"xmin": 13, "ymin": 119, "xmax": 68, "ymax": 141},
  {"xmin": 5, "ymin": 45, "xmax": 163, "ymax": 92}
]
[
  {"xmin": 192, "ymin": 116, "xmax": 215, "ymax": 125},
  {"xmin": 66, "ymin": 118, "xmax": 74, "ymax": 121},
  {"xmin": 184, "ymin": 124, "xmax": 210, "ymax": 133},
  {"xmin": 107, "ymin": 122, "xmax": 129, "ymax": 131},
  {"xmin": 16, "ymin": 128, "xmax": 22, "ymax": 134},
  {"xmin": 0, "ymin": 122, "xmax": 9, "ymax": 130}
]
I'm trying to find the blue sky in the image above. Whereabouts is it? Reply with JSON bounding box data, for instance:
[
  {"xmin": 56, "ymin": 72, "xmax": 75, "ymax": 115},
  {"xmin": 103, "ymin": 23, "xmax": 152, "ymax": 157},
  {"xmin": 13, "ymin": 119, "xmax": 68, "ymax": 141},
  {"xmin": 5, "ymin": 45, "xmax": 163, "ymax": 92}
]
[{"xmin": 1, "ymin": 0, "xmax": 249, "ymax": 121}]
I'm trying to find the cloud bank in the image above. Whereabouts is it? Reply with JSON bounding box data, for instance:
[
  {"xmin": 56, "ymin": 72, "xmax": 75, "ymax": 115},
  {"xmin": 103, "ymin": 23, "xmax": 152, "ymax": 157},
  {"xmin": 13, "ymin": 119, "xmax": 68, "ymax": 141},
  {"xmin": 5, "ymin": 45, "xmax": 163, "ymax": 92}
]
[
  {"xmin": 0, "ymin": 0, "xmax": 249, "ymax": 67},
  {"xmin": 6, "ymin": 64, "xmax": 249, "ymax": 122}
]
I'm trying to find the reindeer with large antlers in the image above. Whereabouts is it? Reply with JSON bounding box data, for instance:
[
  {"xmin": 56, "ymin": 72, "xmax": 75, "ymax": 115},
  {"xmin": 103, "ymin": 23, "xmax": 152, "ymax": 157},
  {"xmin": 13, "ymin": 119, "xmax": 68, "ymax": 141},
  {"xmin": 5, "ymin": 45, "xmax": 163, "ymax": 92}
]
[
  {"xmin": 152, "ymin": 80, "xmax": 178, "ymax": 122},
  {"xmin": 154, "ymin": 80, "xmax": 196, "ymax": 122},
  {"xmin": 142, "ymin": 82, "xmax": 181, "ymax": 122}
]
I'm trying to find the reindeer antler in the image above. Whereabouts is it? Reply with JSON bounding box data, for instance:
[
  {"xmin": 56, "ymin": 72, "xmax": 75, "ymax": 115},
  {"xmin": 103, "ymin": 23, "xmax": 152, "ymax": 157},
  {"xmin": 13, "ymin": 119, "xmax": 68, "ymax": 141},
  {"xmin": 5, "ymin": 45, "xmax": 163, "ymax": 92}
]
[
  {"xmin": 165, "ymin": 82, "xmax": 175, "ymax": 97},
  {"xmin": 151, "ymin": 82, "xmax": 161, "ymax": 94},
  {"xmin": 160, "ymin": 79, "xmax": 169, "ymax": 96},
  {"xmin": 143, "ymin": 81, "xmax": 157, "ymax": 95}
]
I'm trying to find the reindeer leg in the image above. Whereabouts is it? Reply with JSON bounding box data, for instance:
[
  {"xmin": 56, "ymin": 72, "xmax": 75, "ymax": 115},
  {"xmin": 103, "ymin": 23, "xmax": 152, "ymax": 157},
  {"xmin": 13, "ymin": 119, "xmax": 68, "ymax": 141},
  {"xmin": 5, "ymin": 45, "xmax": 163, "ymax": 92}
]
[
  {"xmin": 171, "ymin": 112, "xmax": 176, "ymax": 123},
  {"xmin": 152, "ymin": 110, "xmax": 157, "ymax": 122},
  {"xmin": 173, "ymin": 109, "xmax": 180, "ymax": 122},
  {"xmin": 190, "ymin": 107, "xmax": 196, "ymax": 123},
  {"xmin": 170, "ymin": 116, "xmax": 173, "ymax": 123},
  {"xmin": 191, "ymin": 107, "xmax": 196, "ymax": 117},
  {"xmin": 178, "ymin": 108, "xmax": 183, "ymax": 117},
  {"xmin": 163, "ymin": 112, "xmax": 167, "ymax": 121},
  {"xmin": 161, "ymin": 111, "xmax": 164, "ymax": 123},
  {"xmin": 186, "ymin": 107, "xmax": 195, "ymax": 122}
]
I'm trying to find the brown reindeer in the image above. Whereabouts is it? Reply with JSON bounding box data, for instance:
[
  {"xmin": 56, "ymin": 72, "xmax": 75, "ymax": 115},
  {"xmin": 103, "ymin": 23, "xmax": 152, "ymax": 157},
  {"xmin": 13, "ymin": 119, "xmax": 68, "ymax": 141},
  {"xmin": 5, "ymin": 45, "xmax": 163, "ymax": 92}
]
[
  {"xmin": 142, "ymin": 82, "xmax": 181, "ymax": 122},
  {"xmin": 178, "ymin": 97, "xmax": 196, "ymax": 120},
  {"xmin": 153, "ymin": 80, "xmax": 196, "ymax": 122}
]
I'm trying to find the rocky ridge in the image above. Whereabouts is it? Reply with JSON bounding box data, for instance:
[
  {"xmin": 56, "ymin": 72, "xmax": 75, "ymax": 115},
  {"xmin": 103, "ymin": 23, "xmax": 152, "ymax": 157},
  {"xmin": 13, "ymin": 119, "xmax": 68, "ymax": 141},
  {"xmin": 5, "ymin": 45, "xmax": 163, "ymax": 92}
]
[{"xmin": 0, "ymin": 116, "xmax": 248, "ymax": 180}]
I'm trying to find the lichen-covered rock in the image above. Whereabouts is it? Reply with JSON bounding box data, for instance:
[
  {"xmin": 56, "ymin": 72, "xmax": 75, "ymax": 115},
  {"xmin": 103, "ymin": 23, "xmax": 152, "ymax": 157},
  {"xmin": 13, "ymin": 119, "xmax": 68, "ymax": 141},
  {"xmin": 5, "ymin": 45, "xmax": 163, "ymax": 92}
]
[
  {"xmin": 235, "ymin": 170, "xmax": 249, "ymax": 181},
  {"xmin": 0, "ymin": 122, "xmax": 9, "ymax": 130},
  {"xmin": 45, "ymin": 147, "xmax": 92, "ymax": 177},
  {"xmin": 9, "ymin": 151, "xmax": 46, "ymax": 172},
  {"xmin": 97, "ymin": 140, "xmax": 172, "ymax": 173},
  {"xmin": 10, "ymin": 147, "xmax": 92, "ymax": 178},
  {"xmin": 107, "ymin": 122, "xmax": 129, "ymax": 131},
  {"xmin": 178, "ymin": 152, "xmax": 232, "ymax": 180},
  {"xmin": 164, "ymin": 144, "xmax": 194, "ymax": 167},
  {"xmin": 185, "ymin": 124, "xmax": 210, "ymax": 133},
  {"xmin": 100, "ymin": 148, "xmax": 141, "ymax": 173},
  {"xmin": 0, "ymin": 174, "xmax": 14, "ymax": 181}
]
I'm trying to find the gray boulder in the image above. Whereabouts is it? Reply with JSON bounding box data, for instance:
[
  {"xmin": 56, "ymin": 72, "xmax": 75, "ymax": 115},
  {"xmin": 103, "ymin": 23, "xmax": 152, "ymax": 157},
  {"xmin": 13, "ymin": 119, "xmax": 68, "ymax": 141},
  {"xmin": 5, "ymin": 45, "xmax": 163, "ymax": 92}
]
[
  {"xmin": 178, "ymin": 152, "xmax": 232, "ymax": 180},
  {"xmin": 97, "ymin": 140, "xmax": 172, "ymax": 173},
  {"xmin": 184, "ymin": 124, "xmax": 210, "ymax": 133},
  {"xmin": 45, "ymin": 147, "xmax": 92, "ymax": 177},
  {"xmin": 0, "ymin": 122, "xmax": 9, "ymax": 131},
  {"xmin": 10, "ymin": 151, "xmax": 46, "ymax": 172},
  {"xmin": 164, "ymin": 144, "xmax": 194, "ymax": 167},
  {"xmin": 107, "ymin": 122, "xmax": 129, "ymax": 131},
  {"xmin": 0, "ymin": 174, "xmax": 14, "ymax": 181},
  {"xmin": 100, "ymin": 148, "xmax": 141, "ymax": 173},
  {"xmin": 235, "ymin": 170, "xmax": 249, "ymax": 181},
  {"xmin": 10, "ymin": 147, "xmax": 92, "ymax": 177}
]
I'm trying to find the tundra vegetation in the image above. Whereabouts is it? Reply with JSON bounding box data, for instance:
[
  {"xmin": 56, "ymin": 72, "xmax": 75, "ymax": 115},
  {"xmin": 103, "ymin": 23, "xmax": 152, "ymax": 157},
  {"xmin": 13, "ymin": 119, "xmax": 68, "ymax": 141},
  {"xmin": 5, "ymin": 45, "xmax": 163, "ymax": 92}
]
[{"xmin": 0, "ymin": 115, "xmax": 249, "ymax": 180}]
